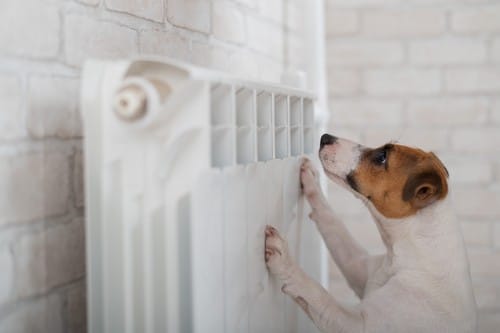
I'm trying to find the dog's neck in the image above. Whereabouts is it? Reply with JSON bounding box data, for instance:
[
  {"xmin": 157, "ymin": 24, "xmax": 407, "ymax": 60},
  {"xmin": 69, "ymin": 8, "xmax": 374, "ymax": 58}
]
[
  {"xmin": 367, "ymin": 193, "xmax": 476, "ymax": 318},
  {"xmin": 367, "ymin": 195, "xmax": 466, "ymax": 270}
]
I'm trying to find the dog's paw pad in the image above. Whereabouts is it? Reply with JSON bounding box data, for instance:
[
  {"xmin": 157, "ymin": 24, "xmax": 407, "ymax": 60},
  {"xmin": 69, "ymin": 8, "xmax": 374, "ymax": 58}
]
[
  {"xmin": 265, "ymin": 226, "xmax": 293, "ymax": 279},
  {"xmin": 265, "ymin": 225, "xmax": 278, "ymax": 237}
]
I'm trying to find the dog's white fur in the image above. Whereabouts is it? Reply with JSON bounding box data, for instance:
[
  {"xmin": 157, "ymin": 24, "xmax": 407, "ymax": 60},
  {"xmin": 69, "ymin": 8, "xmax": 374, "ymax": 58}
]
[{"xmin": 264, "ymin": 137, "xmax": 477, "ymax": 333}]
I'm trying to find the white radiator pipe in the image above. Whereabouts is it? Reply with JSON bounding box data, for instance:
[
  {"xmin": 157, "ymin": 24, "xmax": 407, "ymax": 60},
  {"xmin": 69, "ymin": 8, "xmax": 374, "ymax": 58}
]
[
  {"xmin": 304, "ymin": 0, "xmax": 330, "ymax": 290},
  {"xmin": 306, "ymin": 0, "xmax": 329, "ymax": 126}
]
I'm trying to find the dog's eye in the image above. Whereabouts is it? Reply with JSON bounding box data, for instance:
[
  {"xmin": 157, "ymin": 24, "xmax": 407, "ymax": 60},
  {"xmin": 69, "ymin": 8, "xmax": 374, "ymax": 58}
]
[{"xmin": 373, "ymin": 149, "xmax": 387, "ymax": 165}]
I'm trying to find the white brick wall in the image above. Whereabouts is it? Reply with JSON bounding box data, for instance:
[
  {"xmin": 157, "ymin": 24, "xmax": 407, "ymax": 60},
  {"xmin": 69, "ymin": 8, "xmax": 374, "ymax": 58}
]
[
  {"xmin": 0, "ymin": 249, "xmax": 13, "ymax": 305},
  {"xmin": 65, "ymin": 14, "xmax": 139, "ymax": 67},
  {"xmin": 0, "ymin": 0, "xmax": 307, "ymax": 330},
  {"xmin": 0, "ymin": 152, "xmax": 70, "ymax": 225},
  {"xmin": 0, "ymin": 294, "xmax": 63, "ymax": 333},
  {"xmin": 327, "ymin": 68, "xmax": 361, "ymax": 96},
  {"xmin": 330, "ymin": 100, "xmax": 403, "ymax": 126},
  {"xmin": 445, "ymin": 160, "xmax": 493, "ymax": 185},
  {"xmin": 445, "ymin": 67, "xmax": 500, "ymax": 93},
  {"xmin": 167, "ymin": 0, "xmax": 211, "ymax": 33},
  {"xmin": 0, "ymin": 0, "xmax": 60, "ymax": 58},
  {"xmin": 407, "ymin": 97, "xmax": 489, "ymax": 126},
  {"xmin": 492, "ymin": 38, "xmax": 500, "ymax": 63},
  {"xmin": 27, "ymin": 76, "xmax": 82, "ymax": 139},
  {"xmin": 361, "ymin": 9, "xmax": 446, "ymax": 38},
  {"xmin": 213, "ymin": 1, "xmax": 245, "ymax": 44},
  {"xmin": 326, "ymin": 0, "xmax": 500, "ymax": 331},
  {"xmin": 106, "ymin": 0, "xmax": 164, "ymax": 22},
  {"xmin": 451, "ymin": 129, "xmax": 500, "ymax": 153},
  {"xmin": 0, "ymin": 75, "xmax": 24, "ymax": 140},
  {"xmin": 365, "ymin": 68, "xmax": 441, "ymax": 95},
  {"xmin": 247, "ymin": 15, "xmax": 284, "ymax": 60},
  {"xmin": 327, "ymin": 41, "xmax": 404, "ymax": 66},
  {"xmin": 139, "ymin": 29, "xmax": 191, "ymax": 59},
  {"xmin": 409, "ymin": 39, "xmax": 487, "ymax": 65},
  {"xmin": 451, "ymin": 5, "xmax": 500, "ymax": 34},
  {"xmin": 326, "ymin": 9, "xmax": 358, "ymax": 37},
  {"xmin": 65, "ymin": 283, "xmax": 86, "ymax": 333}
]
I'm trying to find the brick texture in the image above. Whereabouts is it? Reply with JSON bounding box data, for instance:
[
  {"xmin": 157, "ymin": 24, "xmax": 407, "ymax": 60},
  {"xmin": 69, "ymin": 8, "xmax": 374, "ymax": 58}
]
[
  {"xmin": 329, "ymin": 100, "xmax": 403, "ymax": 126},
  {"xmin": 451, "ymin": 5, "xmax": 500, "ymax": 33},
  {"xmin": 190, "ymin": 40, "xmax": 230, "ymax": 70},
  {"xmin": 407, "ymin": 98, "xmax": 489, "ymax": 126},
  {"xmin": 65, "ymin": 14, "xmax": 138, "ymax": 67},
  {"xmin": 445, "ymin": 160, "xmax": 493, "ymax": 185},
  {"xmin": 0, "ymin": 294, "xmax": 63, "ymax": 333},
  {"xmin": 495, "ymin": 224, "xmax": 500, "ymax": 249},
  {"xmin": 445, "ymin": 68, "xmax": 500, "ymax": 93},
  {"xmin": 166, "ymin": 0, "xmax": 211, "ymax": 33},
  {"xmin": 213, "ymin": 1, "xmax": 245, "ymax": 44},
  {"xmin": 327, "ymin": 68, "xmax": 361, "ymax": 96},
  {"xmin": 0, "ymin": 248, "xmax": 13, "ymax": 305},
  {"xmin": 105, "ymin": 0, "xmax": 164, "ymax": 22},
  {"xmin": 409, "ymin": 39, "xmax": 486, "ymax": 65},
  {"xmin": 451, "ymin": 129, "xmax": 500, "ymax": 153},
  {"xmin": 27, "ymin": 76, "xmax": 81, "ymax": 139},
  {"xmin": 326, "ymin": 9, "xmax": 358, "ymax": 36},
  {"xmin": 65, "ymin": 283, "xmax": 86, "ymax": 333},
  {"xmin": 0, "ymin": 152, "xmax": 70, "ymax": 225},
  {"xmin": 0, "ymin": 74, "xmax": 25, "ymax": 140},
  {"xmin": 13, "ymin": 219, "xmax": 84, "ymax": 299},
  {"xmin": 325, "ymin": 0, "xmax": 500, "ymax": 327},
  {"xmin": 0, "ymin": 0, "xmax": 59, "ymax": 58},
  {"xmin": 0, "ymin": 0, "xmax": 307, "ymax": 330},
  {"xmin": 2, "ymin": 0, "xmax": 498, "ymax": 330},
  {"xmin": 492, "ymin": 99, "xmax": 500, "ymax": 124},
  {"xmin": 365, "ymin": 69, "xmax": 441, "ymax": 96},
  {"xmin": 73, "ymin": 151, "xmax": 85, "ymax": 209},
  {"xmin": 327, "ymin": 41, "xmax": 403, "ymax": 66},
  {"xmin": 77, "ymin": 0, "xmax": 100, "ymax": 5},
  {"xmin": 361, "ymin": 9, "xmax": 446, "ymax": 37},
  {"xmin": 247, "ymin": 15, "xmax": 284, "ymax": 60},
  {"xmin": 492, "ymin": 38, "xmax": 500, "ymax": 63},
  {"xmin": 139, "ymin": 29, "xmax": 190, "ymax": 60}
]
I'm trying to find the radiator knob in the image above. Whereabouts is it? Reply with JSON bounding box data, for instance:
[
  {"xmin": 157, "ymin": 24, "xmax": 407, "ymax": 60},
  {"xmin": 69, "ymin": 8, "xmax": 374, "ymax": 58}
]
[{"xmin": 113, "ymin": 83, "xmax": 148, "ymax": 121}]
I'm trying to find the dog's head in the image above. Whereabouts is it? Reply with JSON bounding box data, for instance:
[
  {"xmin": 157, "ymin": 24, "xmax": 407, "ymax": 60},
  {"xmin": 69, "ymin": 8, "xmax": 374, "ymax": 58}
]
[{"xmin": 319, "ymin": 134, "xmax": 449, "ymax": 219}]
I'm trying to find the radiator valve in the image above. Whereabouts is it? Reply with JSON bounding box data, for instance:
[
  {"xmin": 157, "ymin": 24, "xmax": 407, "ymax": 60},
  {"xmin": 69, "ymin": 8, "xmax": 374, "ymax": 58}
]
[{"xmin": 113, "ymin": 83, "xmax": 148, "ymax": 121}]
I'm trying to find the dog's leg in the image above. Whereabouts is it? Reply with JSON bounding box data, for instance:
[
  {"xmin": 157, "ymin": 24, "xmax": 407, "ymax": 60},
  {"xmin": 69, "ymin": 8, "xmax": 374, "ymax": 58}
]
[
  {"xmin": 265, "ymin": 226, "xmax": 364, "ymax": 333},
  {"xmin": 300, "ymin": 159, "xmax": 331, "ymax": 216},
  {"xmin": 301, "ymin": 159, "xmax": 381, "ymax": 297}
]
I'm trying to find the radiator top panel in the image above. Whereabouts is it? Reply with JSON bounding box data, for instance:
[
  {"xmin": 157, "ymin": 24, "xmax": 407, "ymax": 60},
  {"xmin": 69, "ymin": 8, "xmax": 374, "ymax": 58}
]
[{"xmin": 209, "ymin": 83, "xmax": 316, "ymax": 168}]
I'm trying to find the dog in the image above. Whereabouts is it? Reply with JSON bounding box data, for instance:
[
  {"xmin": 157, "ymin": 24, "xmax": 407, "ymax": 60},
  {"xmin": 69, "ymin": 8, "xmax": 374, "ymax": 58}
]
[{"xmin": 264, "ymin": 134, "xmax": 477, "ymax": 333}]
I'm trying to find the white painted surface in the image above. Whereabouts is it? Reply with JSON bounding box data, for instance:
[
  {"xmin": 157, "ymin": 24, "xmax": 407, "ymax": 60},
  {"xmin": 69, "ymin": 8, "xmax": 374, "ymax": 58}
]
[{"xmin": 82, "ymin": 58, "xmax": 323, "ymax": 333}]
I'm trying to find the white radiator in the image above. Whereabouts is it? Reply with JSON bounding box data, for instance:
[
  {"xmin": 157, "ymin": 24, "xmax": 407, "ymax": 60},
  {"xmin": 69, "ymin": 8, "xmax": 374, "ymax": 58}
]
[{"xmin": 81, "ymin": 58, "xmax": 325, "ymax": 333}]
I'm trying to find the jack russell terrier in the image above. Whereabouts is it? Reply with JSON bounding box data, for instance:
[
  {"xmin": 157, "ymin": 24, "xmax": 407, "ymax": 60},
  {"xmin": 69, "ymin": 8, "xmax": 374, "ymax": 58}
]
[{"xmin": 264, "ymin": 134, "xmax": 477, "ymax": 333}]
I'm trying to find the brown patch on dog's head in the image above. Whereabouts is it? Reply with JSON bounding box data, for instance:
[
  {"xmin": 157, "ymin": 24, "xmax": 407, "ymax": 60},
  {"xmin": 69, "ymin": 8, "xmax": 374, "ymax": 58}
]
[{"xmin": 350, "ymin": 144, "xmax": 449, "ymax": 218}]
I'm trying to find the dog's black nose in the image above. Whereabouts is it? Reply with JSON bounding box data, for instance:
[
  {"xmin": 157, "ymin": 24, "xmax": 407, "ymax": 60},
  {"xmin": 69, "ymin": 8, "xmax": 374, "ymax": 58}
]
[{"xmin": 320, "ymin": 134, "xmax": 337, "ymax": 148}]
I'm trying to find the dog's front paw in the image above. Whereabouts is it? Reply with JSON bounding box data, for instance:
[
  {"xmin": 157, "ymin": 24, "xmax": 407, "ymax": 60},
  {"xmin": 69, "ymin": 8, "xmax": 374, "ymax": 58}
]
[
  {"xmin": 265, "ymin": 226, "xmax": 295, "ymax": 281},
  {"xmin": 301, "ymin": 159, "xmax": 324, "ymax": 202}
]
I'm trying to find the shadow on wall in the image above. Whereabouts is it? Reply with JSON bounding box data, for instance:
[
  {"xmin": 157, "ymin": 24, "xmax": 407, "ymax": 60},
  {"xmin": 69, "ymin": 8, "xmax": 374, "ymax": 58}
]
[{"xmin": 0, "ymin": 148, "xmax": 85, "ymax": 332}]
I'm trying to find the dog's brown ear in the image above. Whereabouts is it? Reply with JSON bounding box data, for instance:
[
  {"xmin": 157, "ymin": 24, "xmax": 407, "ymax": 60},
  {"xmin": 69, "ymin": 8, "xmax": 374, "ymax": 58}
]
[
  {"xmin": 402, "ymin": 169, "xmax": 447, "ymax": 209},
  {"xmin": 429, "ymin": 152, "xmax": 449, "ymax": 178}
]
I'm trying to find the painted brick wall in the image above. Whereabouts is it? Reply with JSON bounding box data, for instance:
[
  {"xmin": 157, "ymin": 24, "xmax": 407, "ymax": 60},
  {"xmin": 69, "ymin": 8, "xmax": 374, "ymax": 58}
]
[
  {"xmin": 0, "ymin": 0, "xmax": 306, "ymax": 331},
  {"xmin": 325, "ymin": 0, "xmax": 500, "ymax": 331}
]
